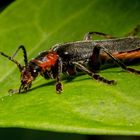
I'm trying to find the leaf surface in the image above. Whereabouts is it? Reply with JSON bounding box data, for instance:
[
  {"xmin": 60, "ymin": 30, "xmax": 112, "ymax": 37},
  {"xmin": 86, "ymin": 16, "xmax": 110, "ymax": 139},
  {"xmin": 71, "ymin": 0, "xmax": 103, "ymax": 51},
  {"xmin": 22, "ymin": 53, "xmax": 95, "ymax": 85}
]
[{"xmin": 0, "ymin": 0, "xmax": 140, "ymax": 135}]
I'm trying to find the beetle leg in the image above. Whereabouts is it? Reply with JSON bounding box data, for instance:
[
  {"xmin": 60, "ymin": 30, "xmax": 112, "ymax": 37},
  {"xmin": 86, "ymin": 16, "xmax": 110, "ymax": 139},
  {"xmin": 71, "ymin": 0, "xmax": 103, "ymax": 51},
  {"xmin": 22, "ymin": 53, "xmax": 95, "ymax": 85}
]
[
  {"xmin": 72, "ymin": 61, "xmax": 116, "ymax": 85},
  {"xmin": 88, "ymin": 46, "xmax": 101, "ymax": 72},
  {"xmin": 99, "ymin": 46, "xmax": 140, "ymax": 75},
  {"xmin": 64, "ymin": 64, "xmax": 77, "ymax": 76},
  {"xmin": 84, "ymin": 31, "xmax": 116, "ymax": 40},
  {"xmin": 56, "ymin": 57, "xmax": 63, "ymax": 93},
  {"xmin": 126, "ymin": 24, "xmax": 140, "ymax": 37}
]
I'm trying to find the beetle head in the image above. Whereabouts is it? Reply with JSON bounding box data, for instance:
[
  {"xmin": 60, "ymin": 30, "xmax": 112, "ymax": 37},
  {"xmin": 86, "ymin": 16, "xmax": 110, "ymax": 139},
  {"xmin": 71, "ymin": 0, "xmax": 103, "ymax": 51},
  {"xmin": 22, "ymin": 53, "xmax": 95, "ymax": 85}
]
[
  {"xmin": 19, "ymin": 65, "xmax": 38, "ymax": 92},
  {"xmin": 0, "ymin": 46, "xmax": 37, "ymax": 93}
]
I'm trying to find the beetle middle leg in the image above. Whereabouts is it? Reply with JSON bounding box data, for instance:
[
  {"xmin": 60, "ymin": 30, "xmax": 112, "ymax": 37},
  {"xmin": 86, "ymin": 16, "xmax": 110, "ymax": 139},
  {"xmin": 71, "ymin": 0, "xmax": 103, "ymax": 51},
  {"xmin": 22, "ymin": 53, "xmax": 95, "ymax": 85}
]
[
  {"xmin": 84, "ymin": 31, "xmax": 116, "ymax": 40},
  {"xmin": 72, "ymin": 62, "xmax": 116, "ymax": 85}
]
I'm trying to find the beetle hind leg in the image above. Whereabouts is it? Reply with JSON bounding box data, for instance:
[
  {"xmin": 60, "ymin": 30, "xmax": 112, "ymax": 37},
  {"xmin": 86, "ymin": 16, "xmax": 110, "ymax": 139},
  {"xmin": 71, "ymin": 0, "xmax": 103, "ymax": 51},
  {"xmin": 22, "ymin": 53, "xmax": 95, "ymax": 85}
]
[{"xmin": 99, "ymin": 46, "xmax": 140, "ymax": 75}]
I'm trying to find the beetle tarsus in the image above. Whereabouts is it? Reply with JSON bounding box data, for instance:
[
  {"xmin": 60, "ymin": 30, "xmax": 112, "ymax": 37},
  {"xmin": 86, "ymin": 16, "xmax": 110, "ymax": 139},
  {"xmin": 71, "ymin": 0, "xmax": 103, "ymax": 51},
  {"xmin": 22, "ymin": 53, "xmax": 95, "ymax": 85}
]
[
  {"xmin": 126, "ymin": 67, "xmax": 140, "ymax": 75},
  {"xmin": 92, "ymin": 74, "xmax": 116, "ymax": 85},
  {"xmin": 56, "ymin": 82, "xmax": 62, "ymax": 94},
  {"xmin": 8, "ymin": 89, "xmax": 19, "ymax": 95}
]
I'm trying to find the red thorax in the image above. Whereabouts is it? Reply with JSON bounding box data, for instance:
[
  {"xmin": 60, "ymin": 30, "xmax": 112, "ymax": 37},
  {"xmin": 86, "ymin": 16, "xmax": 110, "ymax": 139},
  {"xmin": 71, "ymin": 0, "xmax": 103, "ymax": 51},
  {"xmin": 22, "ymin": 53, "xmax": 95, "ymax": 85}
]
[{"xmin": 32, "ymin": 52, "xmax": 58, "ymax": 71}]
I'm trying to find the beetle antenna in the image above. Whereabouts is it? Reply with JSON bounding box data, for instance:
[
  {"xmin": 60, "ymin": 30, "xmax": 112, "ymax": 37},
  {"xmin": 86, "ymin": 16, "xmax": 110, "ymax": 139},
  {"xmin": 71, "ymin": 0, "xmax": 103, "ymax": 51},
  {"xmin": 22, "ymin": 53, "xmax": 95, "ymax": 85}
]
[
  {"xmin": 12, "ymin": 45, "xmax": 28, "ymax": 66},
  {"xmin": 0, "ymin": 51, "xmax": 23, "ymax": 71}
]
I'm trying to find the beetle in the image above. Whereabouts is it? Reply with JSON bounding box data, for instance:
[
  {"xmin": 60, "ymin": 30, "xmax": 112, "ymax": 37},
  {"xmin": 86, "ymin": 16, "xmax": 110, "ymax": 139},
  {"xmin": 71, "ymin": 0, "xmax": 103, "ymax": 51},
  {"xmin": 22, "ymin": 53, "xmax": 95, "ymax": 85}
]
[{"xmin": 0, "ymin": 25, "xmax": 140, "ymax": 94}]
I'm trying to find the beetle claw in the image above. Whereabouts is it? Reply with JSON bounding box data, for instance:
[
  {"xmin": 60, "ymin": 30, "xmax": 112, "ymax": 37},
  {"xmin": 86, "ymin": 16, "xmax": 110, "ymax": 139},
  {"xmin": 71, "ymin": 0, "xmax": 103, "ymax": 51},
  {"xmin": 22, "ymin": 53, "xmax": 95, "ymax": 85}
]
[{"xmin": 56, "ymin": 82, "xmax": 62, "ymax": 94}]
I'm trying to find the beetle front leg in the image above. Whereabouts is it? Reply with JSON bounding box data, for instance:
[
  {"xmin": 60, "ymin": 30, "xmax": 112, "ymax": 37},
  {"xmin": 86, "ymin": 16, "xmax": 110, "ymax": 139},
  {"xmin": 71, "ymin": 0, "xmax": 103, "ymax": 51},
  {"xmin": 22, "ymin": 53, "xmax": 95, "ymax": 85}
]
[
  {"xmin": 72, "ymin": 62, "xmax": 116, "ymax": 85},
  {"xmin": 56, "ymin": 57, "xmax": 63, "ymax": 93},
  {"xmin": 84, "ymin": 31, "xmax": 116, "ymax": 40}
]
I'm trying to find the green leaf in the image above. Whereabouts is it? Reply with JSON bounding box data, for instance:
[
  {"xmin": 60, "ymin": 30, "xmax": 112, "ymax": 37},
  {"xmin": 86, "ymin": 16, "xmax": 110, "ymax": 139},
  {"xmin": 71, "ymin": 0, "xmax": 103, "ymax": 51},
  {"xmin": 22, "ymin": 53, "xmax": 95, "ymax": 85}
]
[{"xmin": 0, "ymin": 0, "xmax": 140, "ymax": 135}]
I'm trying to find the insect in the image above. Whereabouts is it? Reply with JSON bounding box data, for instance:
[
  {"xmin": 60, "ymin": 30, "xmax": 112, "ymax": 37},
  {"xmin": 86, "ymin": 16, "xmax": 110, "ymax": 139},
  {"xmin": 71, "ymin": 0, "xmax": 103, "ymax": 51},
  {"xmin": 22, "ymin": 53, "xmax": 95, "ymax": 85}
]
[{"xmin": 0, "ymin": 25, "xmax": 140, "ymax": 94}]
